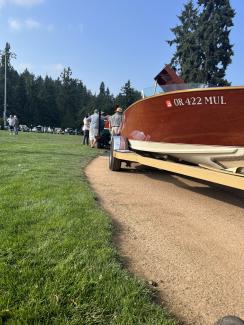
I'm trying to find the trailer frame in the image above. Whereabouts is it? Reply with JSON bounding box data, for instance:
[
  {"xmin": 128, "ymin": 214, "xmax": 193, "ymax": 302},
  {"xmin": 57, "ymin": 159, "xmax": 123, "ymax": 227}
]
[{"xmin": 109, "ymin": 137, "xmax": 244, "ymax": 191}]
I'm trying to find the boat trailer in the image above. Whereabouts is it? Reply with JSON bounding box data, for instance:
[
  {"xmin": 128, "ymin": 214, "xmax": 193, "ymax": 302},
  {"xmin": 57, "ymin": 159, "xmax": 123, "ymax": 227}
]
[{"xmin": 109, "ymin": 136, "xmax": 244, "ymax": 191}]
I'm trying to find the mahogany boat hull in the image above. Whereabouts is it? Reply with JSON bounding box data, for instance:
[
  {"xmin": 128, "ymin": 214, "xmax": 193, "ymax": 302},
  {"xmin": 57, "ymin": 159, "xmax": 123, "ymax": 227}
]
[{"xmin": 120, "ymin": 86, "xmax": 244, "ymax": 170}]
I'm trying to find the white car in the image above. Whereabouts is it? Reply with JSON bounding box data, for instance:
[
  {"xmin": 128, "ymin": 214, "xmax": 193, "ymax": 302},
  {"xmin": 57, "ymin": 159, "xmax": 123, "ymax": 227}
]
[
  {"xmin": 19, "ymin": 125, "xmax": 30, "ymax": 132},
  {"xmin": 54, "ymin": 128, "xmax": 63, "ymax": 134}
]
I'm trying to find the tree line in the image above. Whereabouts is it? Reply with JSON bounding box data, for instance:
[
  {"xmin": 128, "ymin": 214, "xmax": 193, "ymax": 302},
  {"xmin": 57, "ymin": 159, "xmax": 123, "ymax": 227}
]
[
  {"xmin": 0, "ymin": 0, "xmax": 235, "ymax": 129},
  {"xmin": 0, "ymin": 43, "xmax": 141, "ymax": 129}
]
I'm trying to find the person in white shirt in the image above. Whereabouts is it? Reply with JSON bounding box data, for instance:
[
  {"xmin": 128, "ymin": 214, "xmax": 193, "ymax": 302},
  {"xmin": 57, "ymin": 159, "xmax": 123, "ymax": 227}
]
[
  {"xmin": 82, "ymin": 114, "xmax": 90, "ymax": 145},
  {"xmin": 87, "ymin": 109, "xmax": 99, "ymax": 148},
  {"xmin": 7, "ymin": 115, "xmax": 15, "ymax": 134}
]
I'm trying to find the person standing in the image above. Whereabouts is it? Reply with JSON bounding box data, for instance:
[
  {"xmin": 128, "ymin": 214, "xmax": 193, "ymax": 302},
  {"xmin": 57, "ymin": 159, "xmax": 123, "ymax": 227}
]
[
  {"xmin": 7, "ymin": 115, "xmax": 15, "ymax": 134},
  {"xmin": 99, "ymin": 112, "xmax": 105, "ymax": 133},
  {"xmin": 82, "ymin": 114, "xmax": 90, "ymax": 145},
  {"xmin": 109, "ymin": 106, "xmax": 123, "ymax": 136},
  {"xmin": 87, "ymin": 109, "xmax": 99, "ymax": 148},
  {"xmin": 13, "ymin": 115, "xmax": 19, "ymax": 135}
]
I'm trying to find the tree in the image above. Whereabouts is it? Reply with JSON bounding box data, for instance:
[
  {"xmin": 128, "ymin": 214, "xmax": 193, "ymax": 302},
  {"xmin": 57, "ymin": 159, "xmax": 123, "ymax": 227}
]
[
  {"xmin": 96, "ymin": 82, "xmax": 114, "ymax": 114},
  {"xmin": 19, "ymin": 69, "xmax": 37, "ymax": 125},
  {"xmin": 168, "ymin": 0, "xmax": 235, "ymax": 85},
  {"xmin": 0, "ymin": 43, "xmax": 143, "ymax": 129},
  {"xmin": 167, "ymin": 1, "xmax": 202, "ymax": 83},
  {"xmin": 197, "ymin": 0, "xmax": 235, "ymax": 85},
  {"xmin": 116, "ymin": 80, "xmax": 141, "ymax": 109},
  {"xmin": 34, "ymin": 76, "xmax": 59, "ymax": 127},
  {"xmin": 15, "ymin": 73, "xmax": 28, "ymax": 123},
  {"xmin": 57, "ymin": 67, "xmax": 79, "ymax": 128}
]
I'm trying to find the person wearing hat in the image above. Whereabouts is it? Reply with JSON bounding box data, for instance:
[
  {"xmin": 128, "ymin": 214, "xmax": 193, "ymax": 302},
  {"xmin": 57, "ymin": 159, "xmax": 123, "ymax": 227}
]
[{"xmin": 109, "ymin": 105, "xmax": 123, "ymax": 136}]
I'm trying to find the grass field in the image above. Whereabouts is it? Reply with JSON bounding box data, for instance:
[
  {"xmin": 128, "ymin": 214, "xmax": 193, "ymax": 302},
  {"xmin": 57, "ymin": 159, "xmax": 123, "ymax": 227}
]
[{"xmin": 0, "ymin": 131, "xmax": 177, "ymax": 324}]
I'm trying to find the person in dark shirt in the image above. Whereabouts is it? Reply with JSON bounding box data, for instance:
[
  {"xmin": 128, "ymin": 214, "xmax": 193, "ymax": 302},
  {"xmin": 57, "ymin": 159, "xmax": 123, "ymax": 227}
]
[{"xmin": 13, "ymin": 115, "xmax": 19, "ymax": 135}]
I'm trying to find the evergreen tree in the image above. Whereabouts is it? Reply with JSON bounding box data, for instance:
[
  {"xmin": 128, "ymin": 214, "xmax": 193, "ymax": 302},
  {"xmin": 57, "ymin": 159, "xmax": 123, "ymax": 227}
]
[
  {"xmin": 96, "ymin": 82, "xmax": 114, "ymax": 114},
  {"xmin": 15, "ymin": 73, "xmax": 28, "ymax": 123},
  {"xmin": 57, "ymin": 67, "xmax": 78, "ymax": 128},
  {"xmin": 167, "ymin": 0, "xmax": 201, "ymax": 83},
  {"xmin": 20, "ymin": 70, "xmax": 37, "ymax": 125},
  {"xmin": 0, "ymin": 42, "xmax": 142, "ymax": 130},
  {"xmin": 105, "ymin": 87, "xmax": 115, "ymax": 114},
  {"xmin": 116, "ymin": 80, "xmax": 141, "ymax": 109},
  {"xmin": 168, "ymin": 0, "xmax": 235, "ymax": 85},
  {"xmin": 96, "ymin": 82, "xmax": 106, "ymax": 112},
  {"xmin": 197, "ymin": 0, "xmax": 235, "ymax": 85},
  {"xmin": 35, "ymin": 76, "xmax": 59, "ymax": 127},
  {"xmin": 77, "ymin": 84, "xmax": 96, "ymax": 121}
]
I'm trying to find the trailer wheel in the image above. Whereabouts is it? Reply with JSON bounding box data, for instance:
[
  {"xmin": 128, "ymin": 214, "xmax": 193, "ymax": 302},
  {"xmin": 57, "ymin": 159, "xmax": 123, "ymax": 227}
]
[
  {"xmin": 109, "ymin": 138, "xmax": 121, "ymax": 171},
  {"xmin": 236, "ymin": 167, "xmax": 244, "ymax": 175}
]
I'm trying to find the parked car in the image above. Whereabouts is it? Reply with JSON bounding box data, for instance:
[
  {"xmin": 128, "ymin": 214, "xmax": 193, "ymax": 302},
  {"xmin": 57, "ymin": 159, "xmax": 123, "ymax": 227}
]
[
  {"xmin": 54, "ymin": 128, "xmax": 64, "ymax": 134},
  {"xmin": 19, "ymin": 124, "xmax": 30, "ymax": 132},
  {"xmin": 65, "ymin": 128, "xmax": 74, "ymax": 135},
  {"xmin": 36, "ymin": 125, "xmax": 44, "ymax": 133}
]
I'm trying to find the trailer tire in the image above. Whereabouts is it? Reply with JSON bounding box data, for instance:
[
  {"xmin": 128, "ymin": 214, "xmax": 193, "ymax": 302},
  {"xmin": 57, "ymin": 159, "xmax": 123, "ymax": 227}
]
[
  {"xmin": 109, "ymin": 138, "xmax": 121, "ymax": 171},
  {"xmin": 236, "ymin": 167, "xmax": 244, "ymax": 175}
]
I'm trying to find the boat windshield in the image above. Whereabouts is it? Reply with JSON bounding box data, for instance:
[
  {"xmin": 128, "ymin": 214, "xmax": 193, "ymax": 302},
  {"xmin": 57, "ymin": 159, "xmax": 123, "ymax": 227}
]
[{"xmin": 142, "ymin": 83, "xmax": 209, "ymax": 98}]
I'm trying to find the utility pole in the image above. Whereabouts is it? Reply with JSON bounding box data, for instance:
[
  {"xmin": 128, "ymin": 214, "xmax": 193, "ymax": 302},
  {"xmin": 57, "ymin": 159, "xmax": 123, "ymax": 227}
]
[
  {"xmin": 0, "ymin": 43, "xmax": 16, "ymax": 127},
  {"xmin": 4, "ymin": 51, "xmax": 7, "ymax": 127}
]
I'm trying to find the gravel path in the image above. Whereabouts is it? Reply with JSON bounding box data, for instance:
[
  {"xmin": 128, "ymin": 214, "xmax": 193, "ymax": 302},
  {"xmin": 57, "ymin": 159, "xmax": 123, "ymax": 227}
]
[{"xmin": 85, "ymin": 156, "xmax": 244, "ymax": 325}]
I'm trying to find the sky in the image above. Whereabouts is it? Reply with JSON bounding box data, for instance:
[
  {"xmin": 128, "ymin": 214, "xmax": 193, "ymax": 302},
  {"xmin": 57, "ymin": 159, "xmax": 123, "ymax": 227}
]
[{"xmin": 0, "ymin": 0, "xmax": 243, "ymax": 95}]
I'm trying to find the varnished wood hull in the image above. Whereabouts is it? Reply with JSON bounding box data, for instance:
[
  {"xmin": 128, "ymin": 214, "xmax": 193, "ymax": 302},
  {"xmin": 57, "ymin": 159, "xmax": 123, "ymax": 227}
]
[{"xmin": 120, "ymin": 87, "xmax": 244, "ymax": 169}]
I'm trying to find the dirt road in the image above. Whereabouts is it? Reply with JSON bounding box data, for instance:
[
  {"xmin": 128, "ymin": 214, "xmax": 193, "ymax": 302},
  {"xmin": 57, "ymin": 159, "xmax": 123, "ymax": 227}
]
[{"xmin": 85, "ymin": 156, "xmax": 244, "ymax": 325}]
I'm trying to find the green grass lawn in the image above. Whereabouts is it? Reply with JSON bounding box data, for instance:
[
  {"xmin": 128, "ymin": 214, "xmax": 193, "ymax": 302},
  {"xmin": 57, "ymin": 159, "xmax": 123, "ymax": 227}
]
[{"xmin": 0, "ymin": 131, "xmax": 177, "ymax": 325}]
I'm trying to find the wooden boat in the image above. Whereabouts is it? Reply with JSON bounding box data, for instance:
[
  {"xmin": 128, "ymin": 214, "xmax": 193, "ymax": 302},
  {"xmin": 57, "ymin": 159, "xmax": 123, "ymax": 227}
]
[{"xmin": 120, "ymin": 66, "xmax": 244, "ymax": 171}]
